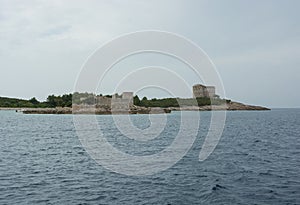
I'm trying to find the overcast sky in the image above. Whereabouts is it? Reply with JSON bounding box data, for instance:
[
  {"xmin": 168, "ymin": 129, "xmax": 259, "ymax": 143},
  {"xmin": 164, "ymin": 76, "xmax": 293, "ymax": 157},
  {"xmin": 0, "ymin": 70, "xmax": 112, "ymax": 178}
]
[{"xmin": 0, "ymin": 0, "xmax": 299, "ymax": 108}]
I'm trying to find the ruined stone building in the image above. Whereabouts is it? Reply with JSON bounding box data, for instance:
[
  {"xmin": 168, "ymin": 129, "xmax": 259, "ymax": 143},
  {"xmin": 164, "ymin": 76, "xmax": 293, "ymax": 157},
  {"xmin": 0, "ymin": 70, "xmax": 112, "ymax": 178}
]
[
  {"xmin": 111, "ymin": 92, "xmax": 133, "ymax": 110},
  {"xmin": 93, "ymin": 92, "xmax": 133, "ymax": 110},
  {"xmin": 192, "ymin": 84, "xmax": 216, "ymax": 98},
  {"xmin": 96, "ymin": 96, "xmax": 111, "ymax": 107}
]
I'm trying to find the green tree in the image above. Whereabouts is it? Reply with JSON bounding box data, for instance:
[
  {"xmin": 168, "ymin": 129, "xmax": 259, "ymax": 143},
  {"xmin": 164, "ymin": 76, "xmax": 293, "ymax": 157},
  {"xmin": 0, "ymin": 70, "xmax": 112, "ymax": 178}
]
[
  {"xmin": 61, "ymin": 94, "xmax": 73, "ymax": 107},
  {"xmin": 47, "ymin": 95, "xmax": 57, "ymax": 107},
  {"xmin": 140, "ymin": 97, "xmax": 148, "ymax": 106},
  {"xmin": 133, "ymin": 95, "xmax": 141, "ymax": 106},
  {"xmin": 29, "ymin": 97, "xmax": 39, "ymax": 105}
]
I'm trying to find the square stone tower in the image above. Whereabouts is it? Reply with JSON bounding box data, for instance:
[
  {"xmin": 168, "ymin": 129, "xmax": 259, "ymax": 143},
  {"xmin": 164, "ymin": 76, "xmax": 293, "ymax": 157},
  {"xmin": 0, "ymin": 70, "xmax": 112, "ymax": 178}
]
[{"xmin": 193, "ymin": 84, "xmax": 215, "ymax": 98}]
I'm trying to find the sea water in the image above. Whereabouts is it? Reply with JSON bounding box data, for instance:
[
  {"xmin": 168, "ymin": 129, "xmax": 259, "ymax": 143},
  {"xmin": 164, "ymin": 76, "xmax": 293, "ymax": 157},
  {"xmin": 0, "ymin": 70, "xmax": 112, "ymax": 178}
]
[{"xmin": 0, "ymin": 109, "xmax": 299, "ymax": 204}]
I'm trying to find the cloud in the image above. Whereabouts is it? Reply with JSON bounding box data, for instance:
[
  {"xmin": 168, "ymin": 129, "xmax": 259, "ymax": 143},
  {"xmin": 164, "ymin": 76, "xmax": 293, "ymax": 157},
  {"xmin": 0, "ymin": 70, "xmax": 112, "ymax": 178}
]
[
  {"xmin": 214, "ymin": 37, "xmax": 300, "ymax": 67},
  {"xmin": 0, "ymin": 0, "xmax": 184, "ymax": 100},
  {"xmin": 0, "ymin": 0, "xmax": 299, "ymax": 107}
]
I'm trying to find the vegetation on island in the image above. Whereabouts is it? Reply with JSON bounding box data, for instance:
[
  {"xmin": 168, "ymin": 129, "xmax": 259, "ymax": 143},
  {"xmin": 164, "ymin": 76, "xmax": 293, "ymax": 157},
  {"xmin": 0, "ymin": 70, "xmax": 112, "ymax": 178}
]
[
  {"xmin": 134, "ymin": 96, "xmax": 229, "ymax": 107},
  {"xmin": 0, "ymin": 92, "xmax": 230, "ymax": 108},
  {"xmin": 0, "ymin": 97, "xmax": 47, "ymax": 108},
  {"xmin": 0, "ymin": 95, "xmax": 73, "ymax": 108}
]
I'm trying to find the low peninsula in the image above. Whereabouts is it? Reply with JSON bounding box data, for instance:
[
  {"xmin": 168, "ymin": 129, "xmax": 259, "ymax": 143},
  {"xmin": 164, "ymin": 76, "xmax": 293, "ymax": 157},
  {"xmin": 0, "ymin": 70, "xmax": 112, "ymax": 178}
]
[
  {"xmin": 0, "ymin": 94, "xmax": 269, "ymax": 115},
  {"xmin": 0, "ymin": 84, "xmax": 270, "ymax": 114}
]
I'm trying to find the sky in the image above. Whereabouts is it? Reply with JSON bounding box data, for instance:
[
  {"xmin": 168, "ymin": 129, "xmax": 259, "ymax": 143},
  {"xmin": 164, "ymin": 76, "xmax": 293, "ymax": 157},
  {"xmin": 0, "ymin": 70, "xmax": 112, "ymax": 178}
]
[{"xmin": 0, "ymin": 0, "xmax": 299, "ymax": 108}]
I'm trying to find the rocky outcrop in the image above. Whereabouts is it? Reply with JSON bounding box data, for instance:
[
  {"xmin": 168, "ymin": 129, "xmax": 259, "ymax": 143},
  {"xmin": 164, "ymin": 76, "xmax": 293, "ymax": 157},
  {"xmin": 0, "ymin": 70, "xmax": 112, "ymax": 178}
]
[
  {"xmin": 21, "ymin": 105, "xmax": 172, "ymax": 115},
  {"xmin": 22, "ymin": 107, "xmax": 73, "ymax": 114},
  {"xmin": 227, "ymin": 102, "xmax": 270, "ymax": 110},
  {"xmin": 20, "ymin": 101, "xmax": 269, "ymax": 115},
  {"xmin": 0, "ymin": 108, "xmax": 23, "ymax": 111},
  {"xmin": 169, "ymin": 101, "xmax": 270, "ymax": 111}
]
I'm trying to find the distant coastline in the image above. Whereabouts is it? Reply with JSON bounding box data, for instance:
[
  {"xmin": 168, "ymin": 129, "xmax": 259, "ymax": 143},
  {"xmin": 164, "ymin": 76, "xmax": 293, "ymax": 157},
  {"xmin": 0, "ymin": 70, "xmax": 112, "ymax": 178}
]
[
  {"xmin": 0, "ymin": 99, "xmax": 270, "ymax": 115},
  {"xmin": 0, "ymin": 100, "xmax": 270, "ymax": 115},
  {"xmin": 0, "ymin": 84, "xmax": 270, "ymax": 114}
]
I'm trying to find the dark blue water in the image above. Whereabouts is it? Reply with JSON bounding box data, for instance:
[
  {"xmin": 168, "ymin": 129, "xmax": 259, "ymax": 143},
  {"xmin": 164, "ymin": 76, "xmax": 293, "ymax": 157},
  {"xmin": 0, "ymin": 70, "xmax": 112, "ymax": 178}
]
[{"xmin": 0, "ymin": 109, "xmax": 299, "ymax": 204}]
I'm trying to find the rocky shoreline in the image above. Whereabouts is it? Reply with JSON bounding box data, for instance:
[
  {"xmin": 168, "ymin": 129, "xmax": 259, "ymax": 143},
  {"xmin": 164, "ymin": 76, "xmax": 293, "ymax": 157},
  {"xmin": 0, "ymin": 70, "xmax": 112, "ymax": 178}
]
[
  {"xmin": 4, "ymin": 101, "xmax": 270, "ymax": 115},
  {"xmin": 19, "ymin": 106, "xmax": 172, "ymax": 115},
  {"xmin": 169, "ymin": 101, "xmax": 270, "ymax": 111}
]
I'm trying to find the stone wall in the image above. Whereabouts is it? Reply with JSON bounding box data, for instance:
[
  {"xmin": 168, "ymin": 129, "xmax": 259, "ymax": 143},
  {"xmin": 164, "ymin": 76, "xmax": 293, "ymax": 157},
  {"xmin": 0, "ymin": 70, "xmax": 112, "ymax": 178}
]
[
  {"xmin": 206, "ymin": 86, "xmax": 215, "ymax": 97},
  {"xmin": 96, "ymin": 96, "xmax": 111, "ymax": 107},
  {"xmin": 193, "ymin": 84, "xmax": 216, "ymax": 98},
  {"xmin": 193, "ymin": 84, "xmax": 207, "ymax": 98},
  {"xmin": 96, "ymin": 92, "xmax": 133, "ymax": 108}
]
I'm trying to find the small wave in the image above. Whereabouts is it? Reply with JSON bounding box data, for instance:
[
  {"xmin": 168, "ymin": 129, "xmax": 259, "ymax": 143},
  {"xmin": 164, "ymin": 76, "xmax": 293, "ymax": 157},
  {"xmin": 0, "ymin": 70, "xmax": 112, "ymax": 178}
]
[{"xmin": 212, "ymin": 184, "xmax": 226, "ymax": 191}]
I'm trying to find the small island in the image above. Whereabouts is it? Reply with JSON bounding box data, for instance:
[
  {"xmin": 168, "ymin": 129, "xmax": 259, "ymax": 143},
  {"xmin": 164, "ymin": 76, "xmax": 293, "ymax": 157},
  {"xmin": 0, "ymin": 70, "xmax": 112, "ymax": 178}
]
[{"xmin": 0, "ymin": 84, "xmax": 270, "ymax": 114}]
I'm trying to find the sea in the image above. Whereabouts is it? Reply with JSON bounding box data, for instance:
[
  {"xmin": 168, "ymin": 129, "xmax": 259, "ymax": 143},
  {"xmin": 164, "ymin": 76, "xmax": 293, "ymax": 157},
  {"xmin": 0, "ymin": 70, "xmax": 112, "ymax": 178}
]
[{"xmin": 0, "ymin": 109, "xmax": 299, "ymax": 204}]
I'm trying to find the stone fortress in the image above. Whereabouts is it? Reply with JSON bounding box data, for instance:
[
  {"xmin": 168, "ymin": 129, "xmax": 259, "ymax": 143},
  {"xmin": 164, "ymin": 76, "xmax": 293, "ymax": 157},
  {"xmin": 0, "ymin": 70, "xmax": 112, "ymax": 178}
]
[
  {"xmin": 96, "ymin": 92, "xmax": 133, "ymax": 110},
  {"xmin": 111, "ymin": 92, "xmax": 134, "ymax": 110},
  {"xmin": 71, "ymin": 92, "xmax": 136, "ymax": 114},
  {"xmin": 81, "ymin": 84, "xmax": 216, "ymax": 110},
  {"xmin": 73, "ymin": 91, "xmax": 171, "ymax": 114},
  {"xmin": 192, "ymin": 84, "xmax": 216, "ymax": 98}
]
